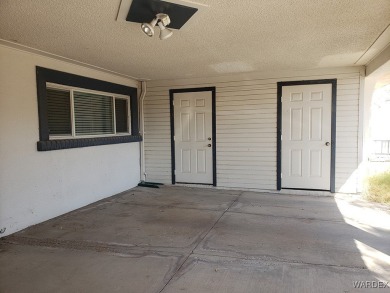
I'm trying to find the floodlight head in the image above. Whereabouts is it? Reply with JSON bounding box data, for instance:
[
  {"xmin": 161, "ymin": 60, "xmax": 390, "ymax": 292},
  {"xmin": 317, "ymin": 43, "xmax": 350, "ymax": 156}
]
[
  {"xmin": 141, "ymin": 17, "xmax": 158, "ymax": 37},
  {"xmin": 158, "ymin": 22, "xmax": 173, "ymax": 40},
  {"xmin": 155, "ymin": 13, "xmax": 171, "ymax": 26}
]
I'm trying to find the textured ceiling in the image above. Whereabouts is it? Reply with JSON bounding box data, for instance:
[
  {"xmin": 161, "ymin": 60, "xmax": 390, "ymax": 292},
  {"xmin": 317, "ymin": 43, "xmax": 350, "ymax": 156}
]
[{"xmin": 0, "ymin": 0, "xmax": 390, "ymax": 80}]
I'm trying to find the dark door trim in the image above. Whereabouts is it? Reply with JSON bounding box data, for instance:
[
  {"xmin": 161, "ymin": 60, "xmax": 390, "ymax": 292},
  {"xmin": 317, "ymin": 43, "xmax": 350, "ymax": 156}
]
[
  {"xmin": 169, "ymin": 87, "xmax": 217, "ymax": 186},
  {"xmin": 277, "ymin": 79, "xmax": 337, "ymax": 193}
]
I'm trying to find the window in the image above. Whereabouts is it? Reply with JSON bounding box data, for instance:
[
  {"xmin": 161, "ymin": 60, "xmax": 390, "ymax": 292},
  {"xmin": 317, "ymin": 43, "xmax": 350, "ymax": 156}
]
[
  {"xmin": 47, "ymin": 88, "xmax": 72, "ymax": 136},
  {"xmin": 36, "ymin": 67, "xmax": 141, "ymax": 151},
  {"xmin": 46, "ymin": 84, "xmax": 131, "ymax": 138},
  {"xmin": 115, "ymin": 99, "xmax": 129, "ymax": 133}
]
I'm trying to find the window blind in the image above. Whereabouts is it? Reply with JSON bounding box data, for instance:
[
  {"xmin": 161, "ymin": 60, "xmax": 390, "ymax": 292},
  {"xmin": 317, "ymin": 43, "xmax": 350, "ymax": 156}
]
[
  {"xmin": 74, "ymin": 91, "xmax": 114, "ymax": 135},
  {"xmin": 115, "ymin": 99, "xmax": 129, "ymax": 133},
  {"xmin": 47, "ymin": 88, "xmax": 72, "ymax": 136}
]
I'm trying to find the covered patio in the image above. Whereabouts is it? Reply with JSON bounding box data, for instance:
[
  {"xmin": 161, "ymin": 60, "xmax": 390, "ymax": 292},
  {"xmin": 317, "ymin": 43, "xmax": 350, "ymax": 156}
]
[{"xmin": 1, "ymin": 186, "xmax": 389, "ymax": 292}]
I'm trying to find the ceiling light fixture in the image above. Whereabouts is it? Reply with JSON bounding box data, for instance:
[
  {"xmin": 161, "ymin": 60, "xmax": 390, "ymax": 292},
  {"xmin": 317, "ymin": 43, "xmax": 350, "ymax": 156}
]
[
  {"xmin": 158, "ymin": 22, "xmax": 173, "ymax": 40},
  {"xmin": 141, "ymin": 13, "xmax": 173, "ymax": 40},
  {"xmin": 141, "ymin": 18, "xmax": 158, "ymax": 37}
]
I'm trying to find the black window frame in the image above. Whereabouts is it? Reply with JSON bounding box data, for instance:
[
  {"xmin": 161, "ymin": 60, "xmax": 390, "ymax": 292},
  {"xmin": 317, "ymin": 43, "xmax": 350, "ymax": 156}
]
[{"xmin": 36, "ymin": 67, "xmax": 141, "ymax": 151}]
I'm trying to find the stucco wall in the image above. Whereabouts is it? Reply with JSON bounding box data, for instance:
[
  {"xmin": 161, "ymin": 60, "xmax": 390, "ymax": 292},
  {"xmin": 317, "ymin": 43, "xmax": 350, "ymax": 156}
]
[{"xmin": 0, "ymin": 45, "xmax": 140, "ymax": 237}]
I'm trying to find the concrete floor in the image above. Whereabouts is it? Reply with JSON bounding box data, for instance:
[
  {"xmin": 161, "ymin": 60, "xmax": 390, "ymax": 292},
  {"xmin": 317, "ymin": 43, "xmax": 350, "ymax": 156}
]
[{"xmin": 1, "ymin": 186, "xmax": 389, "ymax": 292}]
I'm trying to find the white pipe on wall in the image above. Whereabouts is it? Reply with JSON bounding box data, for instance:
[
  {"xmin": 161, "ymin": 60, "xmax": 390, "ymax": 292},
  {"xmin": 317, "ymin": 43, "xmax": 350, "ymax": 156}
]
[{"xmin": 139, "ymin": 81, "xmax": 147, "ymax": 182}]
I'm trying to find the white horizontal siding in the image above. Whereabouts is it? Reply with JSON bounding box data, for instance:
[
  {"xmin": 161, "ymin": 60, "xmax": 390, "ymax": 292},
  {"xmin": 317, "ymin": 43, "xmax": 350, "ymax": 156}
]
[
  {"xmin": 144, "ymin": 67, "xmax": 362, "ymax": 193},
  {"xmin": 335, "ymin": 75, "xmax": 360, "ymax": 193}
]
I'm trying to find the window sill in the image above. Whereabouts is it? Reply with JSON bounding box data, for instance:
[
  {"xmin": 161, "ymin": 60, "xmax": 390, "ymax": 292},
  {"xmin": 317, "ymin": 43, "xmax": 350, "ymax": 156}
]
[{"xmin": 37, "ymin": 135, "xmax": 142, "ymax": 151}]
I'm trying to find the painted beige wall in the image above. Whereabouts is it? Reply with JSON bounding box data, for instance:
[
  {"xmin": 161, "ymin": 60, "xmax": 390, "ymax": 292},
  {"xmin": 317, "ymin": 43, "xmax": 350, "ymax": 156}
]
[{"xmin": 0, "ymin": 45, "xmax": 140, "ymax": 237}]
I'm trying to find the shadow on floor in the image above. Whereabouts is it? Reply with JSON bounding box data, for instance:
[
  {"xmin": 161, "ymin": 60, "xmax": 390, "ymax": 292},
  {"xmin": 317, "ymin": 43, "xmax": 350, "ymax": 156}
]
[{"xmin": 1, "ymin": 186, "xmax": 389, "ymax": 292}]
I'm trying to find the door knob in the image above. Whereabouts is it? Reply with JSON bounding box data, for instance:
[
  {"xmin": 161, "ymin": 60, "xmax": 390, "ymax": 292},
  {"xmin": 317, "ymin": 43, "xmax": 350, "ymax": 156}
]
[
  {"xmin": 207, "ymin": 144, "xmax": 212, "ymax": 147},
  {"xmin": 325, "ymin": 142, "xmax": 330, "ymax": 146},
  {"xmin": 208, "ymin": 137, "xmax": 212, "ymax": 141}
]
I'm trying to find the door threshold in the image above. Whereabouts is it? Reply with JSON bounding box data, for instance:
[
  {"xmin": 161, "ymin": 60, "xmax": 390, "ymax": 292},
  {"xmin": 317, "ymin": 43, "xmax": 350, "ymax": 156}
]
[
  {"xmin": 282, "ymin": 187, "xmax": 331, "ymax": 192},
  {"xmin": 279, "ymin": 189, "xmax": 333, "ymax": 197},
  {"xmin": 175, "ymin": 183, "xmax": 215, "ymax": 188},
  {"xmin": 176, "ymin": 182, "xmax": 213, "ymax": 186}
]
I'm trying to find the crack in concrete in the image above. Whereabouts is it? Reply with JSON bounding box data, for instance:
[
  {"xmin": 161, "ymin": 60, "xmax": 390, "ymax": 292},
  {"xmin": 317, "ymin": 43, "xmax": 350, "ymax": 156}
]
[
  {"xmin": 1, "ymin": 236, "xmax": 184, "ymax": 258},
  {"xmin": 157, "ymin": 191, "xmax": 244, "ymax": 293},
  {"xmin": 191, "ymin": 251, "xmax": 369, "ymax": 271},
  {"xmin": 224, "ymin": 210, "xmax": 348, "ymax": 223}
]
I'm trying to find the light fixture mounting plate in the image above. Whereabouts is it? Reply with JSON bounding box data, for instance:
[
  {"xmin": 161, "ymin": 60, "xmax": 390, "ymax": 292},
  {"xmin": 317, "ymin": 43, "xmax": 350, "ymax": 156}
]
[{"xmin": 126, "ymin": 0, "xmax": 198, "ymax": 30}]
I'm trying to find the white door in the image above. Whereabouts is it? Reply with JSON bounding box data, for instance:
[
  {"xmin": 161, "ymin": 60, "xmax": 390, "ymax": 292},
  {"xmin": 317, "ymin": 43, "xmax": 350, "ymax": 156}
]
[
  {"xmin": 174, "ymin": 91, "xmax": 213, "ymax": 184},
  {"xmin": 281, "ymin": 84, "xmax": 332, "ymax": 190}
]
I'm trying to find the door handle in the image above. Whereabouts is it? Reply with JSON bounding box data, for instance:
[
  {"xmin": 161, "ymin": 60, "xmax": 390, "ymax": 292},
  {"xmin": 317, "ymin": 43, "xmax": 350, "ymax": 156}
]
[
  {"xmin": 325, "ymin": 142, "xmax": 330, "ymax": 146},
  {"xmin": 208, "ymin": 137, "xmax": 212, "ymax": 141},
  {"xmin": 207, "ymin": 144, "xmax": 212, "ymax": 147}
]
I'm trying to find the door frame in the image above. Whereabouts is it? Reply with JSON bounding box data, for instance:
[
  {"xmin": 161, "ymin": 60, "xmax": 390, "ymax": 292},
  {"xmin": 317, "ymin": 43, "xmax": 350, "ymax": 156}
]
[
  {"xmin": 169, "ymin": 87, "xmax": 217, "ymax": 186},
  {"xmin": 277, "ymin": 79, "xmax": 337, "ymax": 193}
]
